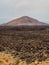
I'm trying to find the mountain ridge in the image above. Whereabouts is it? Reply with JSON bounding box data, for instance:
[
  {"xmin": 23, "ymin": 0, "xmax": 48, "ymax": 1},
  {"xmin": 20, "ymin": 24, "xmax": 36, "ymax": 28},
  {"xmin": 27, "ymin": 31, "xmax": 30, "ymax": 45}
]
[{"xmin": 1, "ymin": 16, "xmax": 48, "ymax": 26}]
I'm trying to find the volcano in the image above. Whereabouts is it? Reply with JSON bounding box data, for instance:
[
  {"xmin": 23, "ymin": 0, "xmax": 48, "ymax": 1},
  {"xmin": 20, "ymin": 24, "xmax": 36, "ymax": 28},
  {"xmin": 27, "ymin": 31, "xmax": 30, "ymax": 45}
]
[
  {"xmin": 0, "ymin": 16, "xmax": 49, "ymax": 30},
  {"xmin": 2, "ymin": 16, "xmax": 48, "ymax": 26}
]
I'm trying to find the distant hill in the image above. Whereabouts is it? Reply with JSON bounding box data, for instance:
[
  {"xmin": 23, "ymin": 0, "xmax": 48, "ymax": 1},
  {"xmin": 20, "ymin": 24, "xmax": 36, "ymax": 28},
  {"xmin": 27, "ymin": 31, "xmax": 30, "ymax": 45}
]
[
  {"xmin": 1, "ymin": 16, "xmax": 48, "ymax": 26},
  {"xmin": 0, "ymin": 16, "xmax": 49, "ymax": 30}
]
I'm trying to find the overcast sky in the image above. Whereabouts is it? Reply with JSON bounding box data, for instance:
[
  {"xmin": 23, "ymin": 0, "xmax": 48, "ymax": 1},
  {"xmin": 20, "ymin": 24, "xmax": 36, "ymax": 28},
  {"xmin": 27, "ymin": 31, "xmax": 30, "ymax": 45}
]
[{"xmin": 0, "ymin": 0, "xmax": 49, "ymax": 24}]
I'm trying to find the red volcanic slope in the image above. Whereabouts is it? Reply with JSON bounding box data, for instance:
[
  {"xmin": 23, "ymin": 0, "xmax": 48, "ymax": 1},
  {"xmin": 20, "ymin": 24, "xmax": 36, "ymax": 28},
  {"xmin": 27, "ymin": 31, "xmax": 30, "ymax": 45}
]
[{"xmin": 2, "ymin": 16, "xmax": 47, "ymax": 26}]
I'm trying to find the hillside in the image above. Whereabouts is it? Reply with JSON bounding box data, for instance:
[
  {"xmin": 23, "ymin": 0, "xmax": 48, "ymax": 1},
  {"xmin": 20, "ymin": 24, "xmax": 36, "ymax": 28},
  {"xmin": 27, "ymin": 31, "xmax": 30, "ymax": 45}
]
[
  {"xmin": 1, "ymin": 16, "xmax": 47, "ymax": 26},
  {"xmin": 0, "ymin": 16, "xmax": 49, "ymax": 65},
  {"xmin": 0, "ymin": 16, "xmax": 49, "ymax": 30}
]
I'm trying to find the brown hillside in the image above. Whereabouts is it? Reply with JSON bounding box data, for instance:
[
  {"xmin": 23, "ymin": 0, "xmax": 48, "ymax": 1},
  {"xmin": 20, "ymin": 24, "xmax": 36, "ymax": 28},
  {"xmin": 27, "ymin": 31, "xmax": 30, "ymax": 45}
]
[
  {"xmin": 1, "ymin": 16, "xmax": 47, "ymax": 26},
  {"xmin": 0, "ymin": 16, "xmax": 49, "ymax": 65}
]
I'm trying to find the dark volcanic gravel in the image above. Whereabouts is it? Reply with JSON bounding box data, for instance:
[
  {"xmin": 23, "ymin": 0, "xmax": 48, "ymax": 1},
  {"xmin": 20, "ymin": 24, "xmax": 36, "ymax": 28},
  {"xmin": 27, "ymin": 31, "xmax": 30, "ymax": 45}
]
[{"xmin": 0, "ymin": 28, "xmax": 49, "ymax": 63}]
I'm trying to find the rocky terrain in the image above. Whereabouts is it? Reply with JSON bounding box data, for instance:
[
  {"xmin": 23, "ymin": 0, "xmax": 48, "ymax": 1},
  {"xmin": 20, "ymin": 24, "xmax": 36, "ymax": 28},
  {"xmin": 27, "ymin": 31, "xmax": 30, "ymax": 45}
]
[{"xmin": 0, "ymin": 16, "xmax": 49, "ymax": 65}]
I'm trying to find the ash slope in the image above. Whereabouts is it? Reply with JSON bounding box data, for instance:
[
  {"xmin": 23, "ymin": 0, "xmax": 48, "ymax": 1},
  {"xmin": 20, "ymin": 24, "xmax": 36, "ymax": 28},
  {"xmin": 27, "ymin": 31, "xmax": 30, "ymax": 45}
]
[
  {"xmin": 0, "ymin": 16, "xmax": 49, "ymax": 30},
  {"xmin": 2, "ymin": 16, "xmax": 48, "ymax": 26}
]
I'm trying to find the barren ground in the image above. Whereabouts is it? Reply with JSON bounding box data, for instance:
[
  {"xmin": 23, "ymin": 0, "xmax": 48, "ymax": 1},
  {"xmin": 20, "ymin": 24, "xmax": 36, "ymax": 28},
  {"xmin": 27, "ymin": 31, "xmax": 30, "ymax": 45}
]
[{"xmin": 0, "ymin": 27, "xmax": 49, "ymax": 65}]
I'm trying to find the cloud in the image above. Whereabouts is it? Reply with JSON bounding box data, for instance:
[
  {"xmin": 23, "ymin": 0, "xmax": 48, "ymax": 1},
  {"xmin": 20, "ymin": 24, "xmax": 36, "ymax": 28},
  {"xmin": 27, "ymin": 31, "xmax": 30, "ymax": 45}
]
[
  {"xmin": 0, "ymin": 0, "xmax": 49, "ymax": 24},
  {"xmin": 0, "ymin": 17, "xmax": 8, "ymax": 19}
]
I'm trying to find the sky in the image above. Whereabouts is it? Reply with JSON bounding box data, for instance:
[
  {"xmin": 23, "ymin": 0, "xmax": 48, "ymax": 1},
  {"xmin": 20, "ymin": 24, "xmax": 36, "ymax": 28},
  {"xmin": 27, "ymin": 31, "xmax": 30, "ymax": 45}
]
[{"xmin": 0, "ymin": 0, "xmax": 49, "ymax": 24}]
